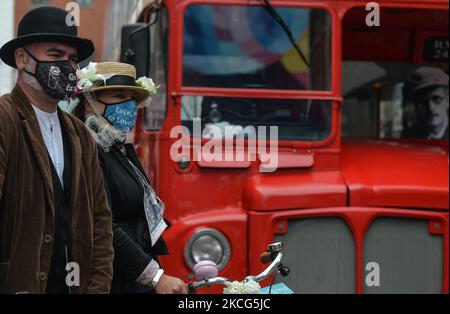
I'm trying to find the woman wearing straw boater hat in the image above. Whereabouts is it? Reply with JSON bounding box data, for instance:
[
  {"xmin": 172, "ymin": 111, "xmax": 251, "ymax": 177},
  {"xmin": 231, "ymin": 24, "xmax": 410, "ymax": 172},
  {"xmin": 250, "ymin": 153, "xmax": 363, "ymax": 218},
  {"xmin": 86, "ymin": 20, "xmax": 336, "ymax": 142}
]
[
  {"xmin": 0, "ymin": 6, "xmax": 113, "ymax": 294},
  {"xmin": 72, "ymin": 62, "xmax": 188, "ymax": 294}
]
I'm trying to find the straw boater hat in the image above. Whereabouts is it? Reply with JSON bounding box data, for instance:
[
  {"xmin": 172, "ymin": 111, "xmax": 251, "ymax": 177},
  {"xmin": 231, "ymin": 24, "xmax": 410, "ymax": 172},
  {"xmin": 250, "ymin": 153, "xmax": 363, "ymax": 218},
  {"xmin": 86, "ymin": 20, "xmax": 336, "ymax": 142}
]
[{"xmin": 78, "ymin": 62, "xmax": 155, "ymax": 107}]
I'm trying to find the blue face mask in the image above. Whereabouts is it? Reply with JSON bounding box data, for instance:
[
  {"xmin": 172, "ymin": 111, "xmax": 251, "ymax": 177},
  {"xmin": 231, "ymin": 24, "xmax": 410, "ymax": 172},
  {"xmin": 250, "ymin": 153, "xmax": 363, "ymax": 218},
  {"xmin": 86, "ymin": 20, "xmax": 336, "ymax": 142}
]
[{"xmin": 101, "ymin": 100, "xmax": 138, "ymax": 132}]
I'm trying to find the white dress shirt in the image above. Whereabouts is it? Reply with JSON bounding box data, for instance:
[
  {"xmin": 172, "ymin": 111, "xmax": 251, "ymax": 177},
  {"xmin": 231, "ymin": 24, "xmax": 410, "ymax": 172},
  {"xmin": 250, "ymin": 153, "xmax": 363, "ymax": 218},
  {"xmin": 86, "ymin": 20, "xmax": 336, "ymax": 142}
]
[{"xmin": 32, "ymin": 104, "xmax": 65, "ymax": 186}]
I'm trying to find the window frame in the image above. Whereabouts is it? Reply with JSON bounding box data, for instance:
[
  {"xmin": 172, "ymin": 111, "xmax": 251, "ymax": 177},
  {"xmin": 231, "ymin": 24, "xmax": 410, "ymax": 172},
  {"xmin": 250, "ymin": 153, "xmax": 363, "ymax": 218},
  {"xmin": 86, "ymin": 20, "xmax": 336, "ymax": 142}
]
[
  {"xmin": 144, "ymin": 7, "xmax": 170, "ymax": 131},
  {"xmin": 167, "ymin": 0, "xmax": 342, "ymax": 148}
]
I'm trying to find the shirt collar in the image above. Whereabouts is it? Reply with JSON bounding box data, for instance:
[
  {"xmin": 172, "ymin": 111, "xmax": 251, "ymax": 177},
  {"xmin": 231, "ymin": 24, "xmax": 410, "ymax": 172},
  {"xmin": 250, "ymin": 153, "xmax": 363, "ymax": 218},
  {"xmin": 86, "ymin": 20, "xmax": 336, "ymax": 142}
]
[{"xmin": 31, "ymin": 104, "xmax": 59, "ymax": 120}]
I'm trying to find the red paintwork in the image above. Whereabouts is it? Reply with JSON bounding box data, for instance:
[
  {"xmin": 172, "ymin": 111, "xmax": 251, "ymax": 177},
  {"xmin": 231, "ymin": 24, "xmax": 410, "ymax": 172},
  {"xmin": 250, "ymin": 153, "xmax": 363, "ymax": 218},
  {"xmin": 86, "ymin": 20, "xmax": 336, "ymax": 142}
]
[
  {"xmin": 133, "ymin": 0, "xmax": 449, "ymax": 293},
  {"xmin": 260, "ymin": 152, "xmax": 315, "ymax": 170},
  {"xmin": 243, "ymin": 171, "xmax": 348, "ymax": 211},
  {"xmin": 341, "ymin": 140, "xmax": 449, "ymax": 210},
  {"xmin": 159, "ymin": 209, "xmax": 248, "ymax": 294},
  {"xmin": 197, "ymin": 159, "xmax": 252, "ymax": 169}
]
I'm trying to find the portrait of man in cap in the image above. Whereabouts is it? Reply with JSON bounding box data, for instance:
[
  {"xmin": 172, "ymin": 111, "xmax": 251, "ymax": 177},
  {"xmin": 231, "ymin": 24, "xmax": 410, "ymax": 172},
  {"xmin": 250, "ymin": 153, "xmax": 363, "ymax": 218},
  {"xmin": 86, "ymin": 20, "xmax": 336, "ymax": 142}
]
[
  {"xmin": 402, "ymin": 66, "xmax": 449, "ymax": 140},
  {"xmin": 0, "ymin": 6, "xmax": 113, "ymax": 294}
]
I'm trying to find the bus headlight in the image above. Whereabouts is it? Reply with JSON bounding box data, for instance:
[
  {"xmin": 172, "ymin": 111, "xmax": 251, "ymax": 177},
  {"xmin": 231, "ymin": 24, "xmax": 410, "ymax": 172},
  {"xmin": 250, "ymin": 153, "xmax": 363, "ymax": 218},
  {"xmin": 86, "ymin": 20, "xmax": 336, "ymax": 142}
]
[{"xmin": 184, "ymin": 228, "xmax": 231, "ymax": 271}]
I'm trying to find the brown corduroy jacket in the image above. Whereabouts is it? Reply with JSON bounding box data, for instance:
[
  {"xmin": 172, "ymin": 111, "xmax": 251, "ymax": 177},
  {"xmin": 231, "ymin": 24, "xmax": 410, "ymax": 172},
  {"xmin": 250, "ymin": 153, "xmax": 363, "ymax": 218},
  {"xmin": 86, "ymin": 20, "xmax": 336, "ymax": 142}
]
[{"xmin": 0, "ymin": 85, "xmax": 114, "ymax": 294}]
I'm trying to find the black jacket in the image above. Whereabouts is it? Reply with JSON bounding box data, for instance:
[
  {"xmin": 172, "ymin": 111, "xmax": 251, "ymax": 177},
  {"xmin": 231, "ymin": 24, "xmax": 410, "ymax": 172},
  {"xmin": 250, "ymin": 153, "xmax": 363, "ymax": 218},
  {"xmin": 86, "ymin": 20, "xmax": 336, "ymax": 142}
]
[
  {"xmin": 99, "ymin": 143, "xmax": 169, "ymax": 294},
  {"xmin": 46, "ymin": 125, "xmax": 72, "ymax": 294}
]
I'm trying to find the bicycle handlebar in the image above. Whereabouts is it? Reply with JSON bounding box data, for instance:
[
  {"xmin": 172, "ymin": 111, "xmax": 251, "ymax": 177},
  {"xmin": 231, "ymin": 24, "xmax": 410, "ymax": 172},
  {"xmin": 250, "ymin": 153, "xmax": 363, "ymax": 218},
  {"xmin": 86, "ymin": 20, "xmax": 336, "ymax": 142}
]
[{"xmin": 187, "ymin": 242, "xmax": 285, "ymax": 292}]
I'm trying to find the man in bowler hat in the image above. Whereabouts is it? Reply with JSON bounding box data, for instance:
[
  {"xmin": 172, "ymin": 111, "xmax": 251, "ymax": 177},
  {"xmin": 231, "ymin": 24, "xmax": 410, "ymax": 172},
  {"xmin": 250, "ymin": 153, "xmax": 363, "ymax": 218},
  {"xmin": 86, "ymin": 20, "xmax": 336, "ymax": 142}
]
[{"xmin": 0, "ymin": 6, "xmax": 113, "ymax": 293}]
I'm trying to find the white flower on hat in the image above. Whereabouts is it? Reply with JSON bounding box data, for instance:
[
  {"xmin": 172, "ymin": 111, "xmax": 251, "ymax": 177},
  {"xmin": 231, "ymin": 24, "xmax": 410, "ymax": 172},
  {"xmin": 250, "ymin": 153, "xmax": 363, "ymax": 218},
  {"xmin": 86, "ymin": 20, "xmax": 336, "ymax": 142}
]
[
  {"xmin": 76, "ymin": 62, "xmax": 114, "ymax": 91},
  {"xmin": 136, "ymin": 76, "xmax": 159, "ymax": 94},
  {"xmin": 223, "ymin": 279, "xmax": 261, "ymax": 294}
]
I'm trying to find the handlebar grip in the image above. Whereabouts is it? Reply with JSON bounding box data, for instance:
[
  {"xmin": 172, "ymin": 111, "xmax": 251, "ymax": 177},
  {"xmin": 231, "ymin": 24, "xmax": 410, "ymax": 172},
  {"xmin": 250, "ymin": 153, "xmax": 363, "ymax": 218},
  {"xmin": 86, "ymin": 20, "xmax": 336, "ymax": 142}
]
[
  {"xmin": 260, "ymin": 251, "xmax": 272, "ymax": 264},
  {"xmin": 187, "ymin": 283, "xmax": 196, "ymax": 294}
]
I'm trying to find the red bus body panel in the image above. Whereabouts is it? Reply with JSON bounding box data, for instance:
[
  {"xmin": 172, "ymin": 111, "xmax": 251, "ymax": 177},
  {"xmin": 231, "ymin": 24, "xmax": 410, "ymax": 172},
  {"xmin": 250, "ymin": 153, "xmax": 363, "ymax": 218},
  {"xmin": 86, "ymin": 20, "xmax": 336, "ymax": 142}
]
[{"xmin": 134, "ymin": 0, "xmax": 449, "ymax": 293}]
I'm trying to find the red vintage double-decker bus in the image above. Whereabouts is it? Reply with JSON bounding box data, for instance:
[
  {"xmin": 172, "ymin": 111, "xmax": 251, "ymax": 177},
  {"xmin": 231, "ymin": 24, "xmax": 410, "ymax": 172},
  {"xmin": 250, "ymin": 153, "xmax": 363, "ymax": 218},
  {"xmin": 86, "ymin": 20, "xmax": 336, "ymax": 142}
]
[{"xmin": 118, "ymin": 0, "xmax": 449, "ymax": 293}]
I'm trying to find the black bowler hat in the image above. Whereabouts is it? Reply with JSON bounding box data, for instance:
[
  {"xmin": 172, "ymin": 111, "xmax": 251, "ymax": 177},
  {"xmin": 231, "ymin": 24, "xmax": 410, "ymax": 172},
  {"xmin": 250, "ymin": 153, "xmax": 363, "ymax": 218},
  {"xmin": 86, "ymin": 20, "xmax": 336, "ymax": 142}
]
[{"xmin": 0, "ymin": 6, "xmax": 95, "ymax": 68}]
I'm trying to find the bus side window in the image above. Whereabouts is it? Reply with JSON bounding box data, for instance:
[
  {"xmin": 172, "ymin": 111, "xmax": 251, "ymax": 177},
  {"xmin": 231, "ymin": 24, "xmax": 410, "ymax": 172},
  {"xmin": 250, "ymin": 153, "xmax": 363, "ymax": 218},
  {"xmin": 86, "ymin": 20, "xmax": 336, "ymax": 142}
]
[
  {"xmin": 378, "ymin": 83, "xmax": 405, "ymax": 139},
  {"xmin": 144, "ymin": 8, "xmax": 169, "ymax": 131},
  {"xmin": 342, "ymin": 88, "xmax": 378, "ymax": 138}
]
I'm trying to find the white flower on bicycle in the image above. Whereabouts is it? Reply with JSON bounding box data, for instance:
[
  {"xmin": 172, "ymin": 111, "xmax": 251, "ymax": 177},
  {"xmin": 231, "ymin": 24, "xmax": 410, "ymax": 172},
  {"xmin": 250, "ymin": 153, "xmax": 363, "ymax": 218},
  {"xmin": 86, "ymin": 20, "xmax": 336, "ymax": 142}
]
[
  {"xmin": 136, "ymin": 76, "xmax": 159, "ymax": 94},
  {"xmin": 223, "ymin": 280, "xmax": 261, "ymax": 294}
]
